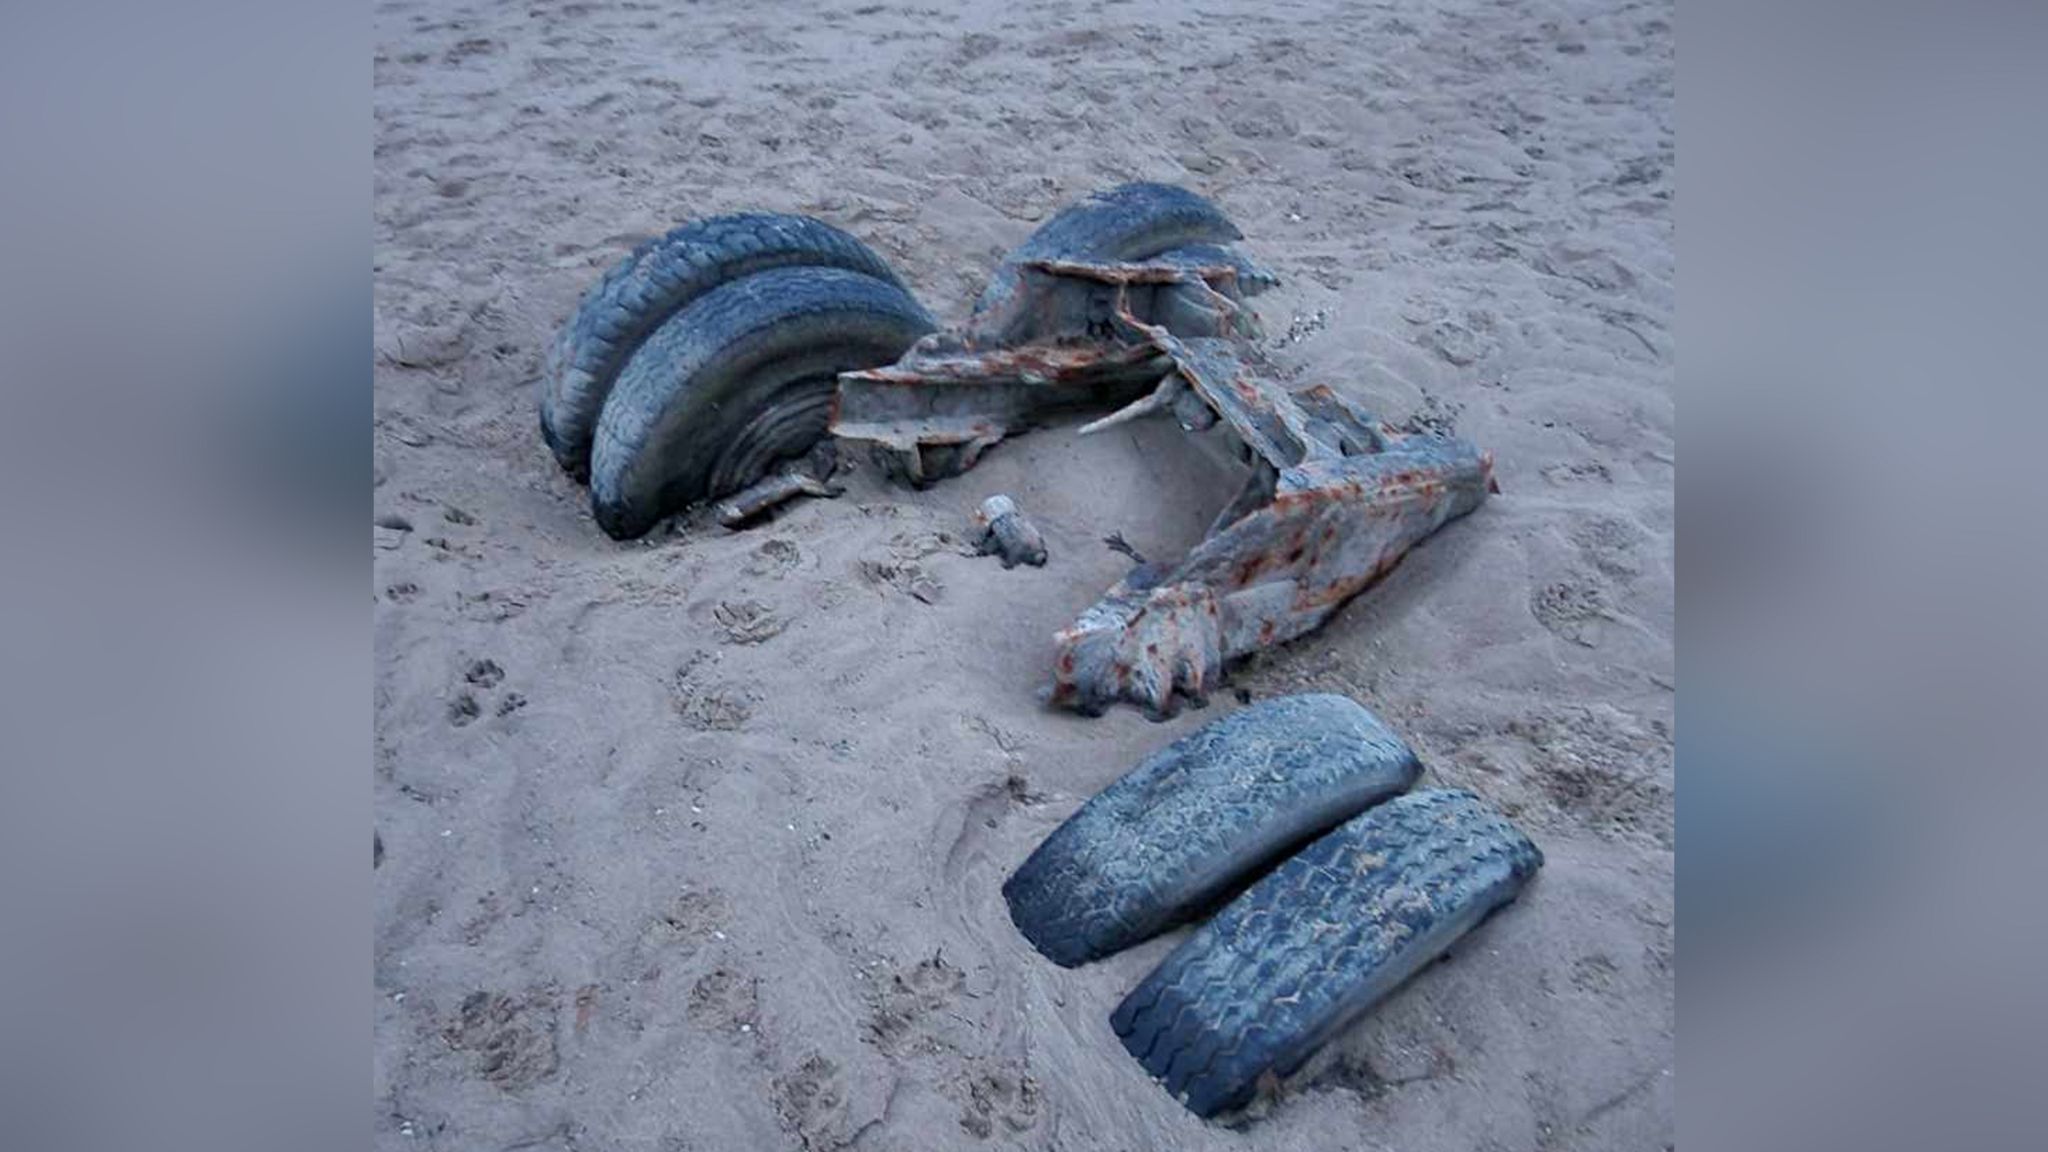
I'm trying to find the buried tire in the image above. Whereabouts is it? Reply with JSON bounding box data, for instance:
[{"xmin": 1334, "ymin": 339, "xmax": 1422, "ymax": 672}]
[
  {"xmin": 1111, "ymin": 789, "xmax": 1543, "ymax": 1119},
  {"xmin": 1002, "ymin": 694, "xmax": 1421, "ymax": 968},
  {"xmin": 541, "ymin": 213, "xmax": 913, "ymax": 479},
  {"xmin": 974, "ymin": 182, "xmax": 1250, "ymax": 318},
  {"xmin": 589, "ymin": 265, "xmax": 935, "ymax": 540}
]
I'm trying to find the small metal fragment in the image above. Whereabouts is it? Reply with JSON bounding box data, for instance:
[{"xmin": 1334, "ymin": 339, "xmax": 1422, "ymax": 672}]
[
  {"xmin": 1103, "ymin": 532, "xmax": 1148, "ymax": 565},
  {"xmin": 714, "ymin": 471, "xmax": 841, "ymax": 529},
  {"xmin": 974, "ymin": 494, "xmax": 1048, "ymax": 568}
]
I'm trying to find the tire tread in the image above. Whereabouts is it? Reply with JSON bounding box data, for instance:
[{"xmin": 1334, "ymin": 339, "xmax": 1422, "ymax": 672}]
[
  {"xmin": 1003, "ymin": 695, "xmax": 1421, "ymax": 967},
  {"xmin": 1113, "ymin": 789, "xmax": 1543, "ymax": 1118},
  {"xmin": 541, "ymin": 213, "xmax": 907, "ymax": 476}
]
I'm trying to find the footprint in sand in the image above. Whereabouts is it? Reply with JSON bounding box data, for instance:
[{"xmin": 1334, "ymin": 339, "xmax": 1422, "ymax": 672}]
[
  {"xmin": 864, "ymin": 950, "xmax": 965, "ymax": 1053},
  {"xmin": 687, "ymin": 967, "xmax": 762, "ymax": 1036},
  {"xmin": 447, "ymin": 694, "xmax": 482, "ymax": 727},
  {"xmin": 772, "ymin": 1053, "xmax": 850, "ymax": 1149},
  {"xmin": 959, "ymin": 1064, "xmax": 1042, "ymax": 1139},
  {"xmin": 441, "ymin": 989, "xmax": 559, "ymax": 1091}
]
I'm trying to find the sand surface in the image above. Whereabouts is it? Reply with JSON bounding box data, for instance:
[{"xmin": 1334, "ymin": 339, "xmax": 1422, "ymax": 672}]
[{"xmin": 374, "ymin": 0, "xmax": 1674, "ymax": 1147}]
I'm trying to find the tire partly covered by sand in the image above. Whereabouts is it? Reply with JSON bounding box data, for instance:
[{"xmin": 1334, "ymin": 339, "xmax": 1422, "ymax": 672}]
[
  {"xmin": 541, "ymin": 213, "xmax": 914, "ymax": 479},
  {"xmin": 1003, "ymin": 694, "xmax": 1421, "ymax": 967},
  {"xmin": 972, "ymin": 182, "xmax": 1248, "ymax": 318},
  {"xmin": 589, "ymin": 265, "xmax": 934, "ymax": 540},
  {"xmin": 1112, "ymin": 790, "xmax": 1543, "ymax": 1119}
]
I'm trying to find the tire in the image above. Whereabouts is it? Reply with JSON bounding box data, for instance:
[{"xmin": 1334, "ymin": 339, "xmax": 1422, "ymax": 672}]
[
  {"xmin": 1002, "ymin": 694, "xmax": 1421, "ymax": 968},
  {"xmin": 1149, "ymin": 242, "xmax": 1281, "ymax": 297},
  {"xmin": 1111, "ymin": 789, "xmax": 1543, "ymax": 1119},
  {"xmin": 540, "ymin": 213, "xmax": 912, "ymax": 479},
  {"xmin": 974, "ymin": 183, "xmax": 1244, "ymax": 318},
  {"xmin": 589, "ymin": 266, "xmax": 935, "ymax": 540}
]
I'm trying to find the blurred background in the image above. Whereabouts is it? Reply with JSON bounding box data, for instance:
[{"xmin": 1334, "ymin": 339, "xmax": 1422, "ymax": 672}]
[
  {"xmin": 1684, "ymin": 2, "xmax": 2048, "ymax": 1147},
  {"xmin": 0, "ymin": 0, "xmax": 2043, "ymax": 1149}
]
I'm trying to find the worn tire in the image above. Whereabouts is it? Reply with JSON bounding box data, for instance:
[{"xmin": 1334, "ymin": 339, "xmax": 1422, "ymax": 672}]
[
  {"xmin": 1003, "ymin": 694, "xmax": 1421, "ymax": 968},
  {"xmin": 1111, "ymin": 789, "xmax": 1543, "ymax": 1119},
  {"xmin": 974, "ymin": 183, "xmax": 1244, "ymax": 318},
  {"xmin": 1150, "ymin": 242, "xmax": 1281, "ymax": 297},
  {"xmin": 541, "ymin": 213, "xmax": 911, "ymax": 479},
  {"xmin": 589, "ymin": 266, "xmax": 934, "ymax": 540}
]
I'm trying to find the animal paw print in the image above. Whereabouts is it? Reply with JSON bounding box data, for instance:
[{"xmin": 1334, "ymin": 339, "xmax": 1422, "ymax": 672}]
[
  {"xmin": 959, "ymin": 1066, "xmax": 1041, "ymax": 1139},
  {"xmin": 449, "ymin": 658, "xmax": 521, "ymax": 726},
  {"xmin": 447, "ymin": 695, "xmax": 482, "ymax": 727},
  {"xmin": 773, "ymin": 1054, "xmax": 850, "ymax": 1149}
]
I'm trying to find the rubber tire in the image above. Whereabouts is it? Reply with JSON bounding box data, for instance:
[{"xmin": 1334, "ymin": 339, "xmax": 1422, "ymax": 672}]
[
  {"xmin": 541, "ymin": 213, "xmax": 911, "ymax": 479},
  {"xmin": 589, "ymin": 265, "xmax": 934, "ymax": 540},
  {"xmin": 1150, "ymin": 242, "xmax": 1281, "ymax": 297},
  {"xmin": 1111, "ymin": 789, "xmax": 1543, "ymax": 1119},
  {"xmin": 974, "ymin": 183, "xmax": 1244, "ymax": 318},
  {"xmin": 1003, "ymin": 694, "xmax": 1421, "ymax": 968}
]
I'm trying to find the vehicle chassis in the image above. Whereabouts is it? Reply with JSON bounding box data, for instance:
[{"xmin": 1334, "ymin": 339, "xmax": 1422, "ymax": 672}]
[{"xmin": 826, "ymin": 257, "xmax": 1496, "ymax": 718}]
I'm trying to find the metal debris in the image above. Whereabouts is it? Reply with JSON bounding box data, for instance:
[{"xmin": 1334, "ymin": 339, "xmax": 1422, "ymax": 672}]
[
  {"xmin": 714, "ymin": 471, "xmax": 841, "ymax": 529},
  {"xmin": 830, "ymin": 256, "xmax": 1494, "ymax": 717},
  {"xmin": 1103, "ymin": 532, "xmax": 1147, "ymax": 565},
  {"xmin": 974, "ymin": 494, "xmax": 1048, "ymax": 568}
]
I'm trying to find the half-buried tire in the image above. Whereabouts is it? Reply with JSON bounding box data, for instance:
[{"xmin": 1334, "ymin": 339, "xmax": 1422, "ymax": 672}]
[
  {"xmin": 974, "ymin": 182, "xmax": 1248, "ymax": 320},
  {"xmin": 1002, "ymin": 694, "xmax": 1421, "ymax": 968},
  {"xmin": 588, "ymin": 265, "xmax": 935, "ymax": 540},
  {"xmin": 1112, "ymin": 789, "xmax": 1543, "ymax": 1119},
  {"xmin": 541, "ymin": 213, "xmax": 913, "ymax": 480}
]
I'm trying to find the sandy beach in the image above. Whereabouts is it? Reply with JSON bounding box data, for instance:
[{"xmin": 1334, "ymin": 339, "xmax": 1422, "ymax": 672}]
[{"xmin": 374, "ymin": 0, "xmax": 1674, "ymax": 1147}]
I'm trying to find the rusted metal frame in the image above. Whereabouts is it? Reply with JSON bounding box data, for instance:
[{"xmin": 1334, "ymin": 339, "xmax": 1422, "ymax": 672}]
[
  {"xmin": 827, "ymin": 256, "xmax": 1495, "ymax": 717},
  {"xmin": 1047, "ymin": 440, "xmax": 1494, "ymax": 717},
  {"xmin": 830, "ymin": 258, "xmax": 1255, "ymax": 483}
]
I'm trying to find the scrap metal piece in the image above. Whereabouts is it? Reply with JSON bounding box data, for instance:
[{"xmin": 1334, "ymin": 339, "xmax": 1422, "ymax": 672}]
[
  {"xmin": 974, "ymin": 494, "xmax": 1048, "ymax": 568},
  {"xmin": 832, "ymin": 259, "xmax": 1257, "ymax": 484},
  {"xmin": 1050, "ymin": 439, "xmax": 1493, "ymax": 717},
  {"xmin": 714, "ymin": 470, "xmax": 841, "ymax": 529},
  {"xmin": 829, "ymin": 255, "xmax": 1495, "ymax": 716},
  {"xmin": 1103, "ymin": 532, "xmax": 1148, "ymax": 565}
]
